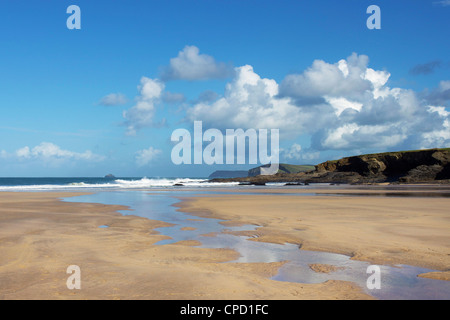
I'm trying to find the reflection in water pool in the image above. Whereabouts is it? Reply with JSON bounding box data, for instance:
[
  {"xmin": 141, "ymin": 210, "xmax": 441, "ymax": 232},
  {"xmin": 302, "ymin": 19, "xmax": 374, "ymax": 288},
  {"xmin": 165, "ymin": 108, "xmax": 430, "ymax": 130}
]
[{"xmin": 65, "ymin": 190, "xmax": 450, "ymax": 300}]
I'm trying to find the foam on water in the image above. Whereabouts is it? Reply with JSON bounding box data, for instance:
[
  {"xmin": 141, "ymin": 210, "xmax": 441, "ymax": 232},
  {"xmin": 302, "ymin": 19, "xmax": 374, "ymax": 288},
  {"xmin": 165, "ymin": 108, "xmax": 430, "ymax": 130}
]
[{"xmin": 0, "ymin": 177, "xmax": 239, "ymax": 191}]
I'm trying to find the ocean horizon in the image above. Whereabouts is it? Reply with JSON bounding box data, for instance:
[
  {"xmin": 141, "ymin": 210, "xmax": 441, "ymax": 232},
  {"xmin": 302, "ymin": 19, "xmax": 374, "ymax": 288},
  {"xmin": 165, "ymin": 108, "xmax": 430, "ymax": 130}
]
[{"xmin": 0, "ymin": 177, "xmax": 244, "ymax": 191}]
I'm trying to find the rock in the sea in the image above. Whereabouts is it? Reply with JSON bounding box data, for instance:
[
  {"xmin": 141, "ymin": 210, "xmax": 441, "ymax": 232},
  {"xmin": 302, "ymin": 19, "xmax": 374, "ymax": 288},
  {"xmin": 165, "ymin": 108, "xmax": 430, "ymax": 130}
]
[
  {"xmin": 104, "ymin": 174, "xmax": 116, "ymax": 179},
  {"xmin": 238, "ymin": 181, "xmax": 266, "ymax": 186},
  {"xmin": 252, "ymin": 182, "xmax": 266, "ymax": 186}
]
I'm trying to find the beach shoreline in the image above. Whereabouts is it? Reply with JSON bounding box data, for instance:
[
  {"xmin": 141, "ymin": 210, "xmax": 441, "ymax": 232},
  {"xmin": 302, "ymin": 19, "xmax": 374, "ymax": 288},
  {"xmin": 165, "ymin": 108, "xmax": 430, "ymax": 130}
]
[{"xmin": 0, "ymin": 187, "xmax": 449, "ymax": 299}]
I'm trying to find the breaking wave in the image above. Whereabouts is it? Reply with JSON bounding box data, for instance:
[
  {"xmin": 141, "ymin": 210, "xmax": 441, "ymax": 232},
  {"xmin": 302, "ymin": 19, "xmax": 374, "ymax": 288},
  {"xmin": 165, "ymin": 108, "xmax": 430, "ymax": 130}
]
[{"xmin": 0, "ymin": 177, "xmax": 240, "ymax": 191}]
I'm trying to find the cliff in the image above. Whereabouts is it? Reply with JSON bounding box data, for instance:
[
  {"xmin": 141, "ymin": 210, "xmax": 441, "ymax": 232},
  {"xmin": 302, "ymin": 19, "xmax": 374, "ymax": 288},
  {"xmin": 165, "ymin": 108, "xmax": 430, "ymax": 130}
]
[
  {"xmin": 315, "ymin": 148, "xmax": 450, "ymax": 183},
  {"xmin": 209, "ymin": 148, "xmax": 450, "ymax": 184}
]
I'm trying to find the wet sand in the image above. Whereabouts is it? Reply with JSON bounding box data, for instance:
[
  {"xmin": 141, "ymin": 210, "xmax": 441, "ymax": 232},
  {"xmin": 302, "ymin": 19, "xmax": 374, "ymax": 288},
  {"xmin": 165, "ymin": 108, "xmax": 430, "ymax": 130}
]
[
  {"xmin": 178, "ymin": 189, "xmax": 450, "ymax": 280},
  {"xmin": 0, "ymin": 191, "xmax": 369, "ymax": 300}
]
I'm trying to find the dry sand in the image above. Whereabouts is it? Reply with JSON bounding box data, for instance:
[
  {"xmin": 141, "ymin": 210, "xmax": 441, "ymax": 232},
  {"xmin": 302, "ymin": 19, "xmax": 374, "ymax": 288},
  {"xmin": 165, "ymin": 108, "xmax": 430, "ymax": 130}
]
[{"xmin": 0, "ymin": 191, "xmax": 370, "ymax": 300}]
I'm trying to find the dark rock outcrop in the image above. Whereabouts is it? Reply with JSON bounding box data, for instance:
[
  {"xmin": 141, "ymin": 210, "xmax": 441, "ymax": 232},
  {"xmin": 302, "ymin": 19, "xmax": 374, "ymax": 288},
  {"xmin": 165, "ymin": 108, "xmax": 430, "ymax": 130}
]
[
  {"xmin": 209, "ymin": 148, "xmax": 450, "ymax": 185},
  {"xmin": 316, "ymin": 149, "xmax": 450, "ymax": 183}
]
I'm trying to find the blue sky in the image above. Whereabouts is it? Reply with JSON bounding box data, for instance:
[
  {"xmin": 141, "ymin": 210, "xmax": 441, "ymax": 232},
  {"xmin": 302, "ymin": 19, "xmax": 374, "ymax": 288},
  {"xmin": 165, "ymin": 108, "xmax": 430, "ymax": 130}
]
[{"xmin": 0, "ymin": 0, "xmax": 449, "ymax": 177}]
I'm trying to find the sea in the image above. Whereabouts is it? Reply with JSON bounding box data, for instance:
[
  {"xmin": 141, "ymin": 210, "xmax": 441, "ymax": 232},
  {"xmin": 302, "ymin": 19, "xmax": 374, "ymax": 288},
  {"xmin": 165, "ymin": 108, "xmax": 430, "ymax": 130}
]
[{"xmin": 0, "ymin": 177, "xmax": 241, "ymax": 191}]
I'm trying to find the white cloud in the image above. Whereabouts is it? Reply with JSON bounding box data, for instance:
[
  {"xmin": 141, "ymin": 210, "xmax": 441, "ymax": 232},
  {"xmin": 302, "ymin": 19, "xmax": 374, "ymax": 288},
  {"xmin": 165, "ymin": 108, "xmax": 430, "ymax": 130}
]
[
  {"xmin": 135, "ymin": 147, "xmax": 162, "ymax": 166},
  {"xmin": 283, "ymin": 143, "xmax": 302, "ymax": 160},
  {"xmin": 421, "ymin": 119, "xmax": 450, "ymax": 148},
  {"xmin": 185, "ymin": 53, "xmax": 450, "ymax": 153},
  {"xmin": 421, "ymin": 107, "xmax": 450, "ymax": 148},
  {"xmin": 320, "ymin": 123, "xmax": 407, "ymax": 150},
  {"xmin": 186, "ymin": 64, "xmax": 311, "ymax": 136},
  {"xmin": 122, "ymin": 77, "xmax": 165, "ymax": 135},
  {"xmin": 281, "ymin": 144, "xmax": 321, "ymax": 162},
  {"xmin": 280, "ymin": 53, "xmax": 372, "ymax": 101},
  {"xmin": 363, "ymin": 68, "xmax": 391, "ymax": 99},
  {"xmin": 16, "ymin": 146, "xmax": 31, "ymax": 159},
  {"xmin": 325, "ymin": 96, "xmax": 363, "ymax": 116},
  {"xmin": 13, "ymin": 142, "xmax": 105, "ymax": 162},
  {"xmin": 428, "ymin": 105, "xmax": 450, "ymax": 117},
  {"xmin": 278, "ymin": 53, "xmax": 450, "ymax": 151},
  {"xmin": 321, "ymin": 123, "xmax": 359, "ymax": 149},
  {"xmin": 98, "ymin": 93, "xmax": 128, "ymax": 106},
  {"xmin": 160, "ymin": 45, "xmax": 233, "ymax": 81}
]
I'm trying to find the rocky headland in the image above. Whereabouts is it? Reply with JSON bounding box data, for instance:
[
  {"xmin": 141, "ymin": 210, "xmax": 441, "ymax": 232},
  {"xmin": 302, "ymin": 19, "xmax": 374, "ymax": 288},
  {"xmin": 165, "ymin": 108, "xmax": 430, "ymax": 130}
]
[{"xmin": 209, "ymin": 148, "xmax": 450, "ymax": 185}]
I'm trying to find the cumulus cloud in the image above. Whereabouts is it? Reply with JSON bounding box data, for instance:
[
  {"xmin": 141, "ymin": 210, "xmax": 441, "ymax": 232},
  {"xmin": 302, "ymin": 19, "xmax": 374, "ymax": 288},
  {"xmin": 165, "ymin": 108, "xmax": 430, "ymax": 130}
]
[
  {"xmin": 278, "ymin": 53, "xmax": 449, "ymax": 151},
  {"xmin": 282, "ymin": 143, "xmax": 302, "ymax": 160},
  {"xmin": 280, "ymin": 144, "xmax": 321, "ymax": 162},
  {"xmin": 185, "ymin": 53, "xmax": 450, "ymax": 154},
  {"xmin": 186, "ymin": 64, "xmax": 318, "ymax": 136},
  {"xmin": 319, "ymin": 123, "xmax": 407, "ymax": 150},
  {"xmin": 98, "ymin": 93, "xmax": 128, "ymax": 106},
  {"xmin": 160, "ymin": 45, "xmax": 233, "ymax": 81},
  {"xmin": 15, "ymin": 146, "xmax": 31, "ymax": 159},
  {"xmin": 122, "ymin": 77, "xmax": 165, "ymax": 135},
  {"xmin": 135, "ymin": 147, "xmax": 162, "ymax": 166},
  {"xmin": 12, "ymin": 142, "xmax": 105, "ymax": 162},
  {"xmin": 280, "ymin": 53, "xmax": 375, "ymax": 101},
  {"xmin": 420, "ymin": 106, "xmax": 450, "ymax": 148},
  {"xmin": 325, "ymin": 97, "xmax": 363, "ymax": 117}
]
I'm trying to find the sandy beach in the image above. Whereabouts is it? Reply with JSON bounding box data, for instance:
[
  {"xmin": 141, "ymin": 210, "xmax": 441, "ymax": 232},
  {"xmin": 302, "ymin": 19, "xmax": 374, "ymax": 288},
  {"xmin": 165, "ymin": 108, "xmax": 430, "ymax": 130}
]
[
  {"xmin": 178, "ymin": 189, "xmax": 450, "ymax": 274},
  {"xmin": 0, "ymin": 188, "xmax": 449, "ymax": 300}
]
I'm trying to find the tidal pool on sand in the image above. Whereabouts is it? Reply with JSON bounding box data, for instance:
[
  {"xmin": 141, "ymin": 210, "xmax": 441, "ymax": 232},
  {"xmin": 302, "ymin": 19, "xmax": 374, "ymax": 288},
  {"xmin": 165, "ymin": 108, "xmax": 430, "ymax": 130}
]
[{"xmin": 65, "ymin": 190, "xmax": 450, "ymax": 300}]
